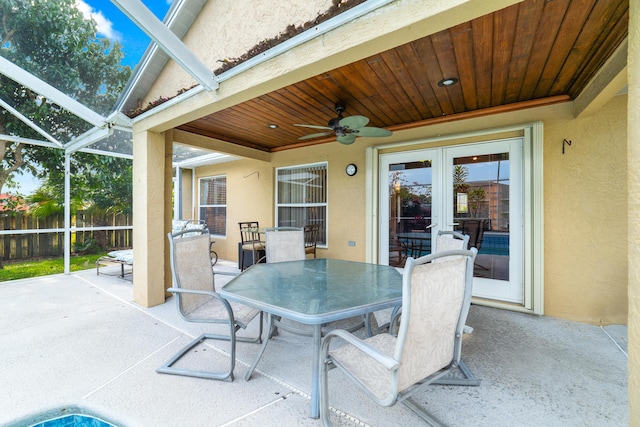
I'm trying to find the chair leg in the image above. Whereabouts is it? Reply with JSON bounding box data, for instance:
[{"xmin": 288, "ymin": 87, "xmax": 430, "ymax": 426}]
[
  {"xmin": 401, "ymin": 398, "xmax": 446, "ymax": 426},
  {"xmin": 245, "ymin": 314, "xmax": 274, "ymax": 381},
  {"xmin": 157, "ymin": 313, "xmax": 263, "ymax": 382},
  {"xmin": 431, "ymin": 359, "xmax": 480, "ymax": 386},
  {"xmin": 319, "ymin": 338, "xmax": 333, "ymax": 427},
  {"xmin": 364, "ymin": 313, "xmax": 375, "ymax": 337},
  {"xmin": 157, "ymin": 332, "xmax": 237, "ymax": 382}
]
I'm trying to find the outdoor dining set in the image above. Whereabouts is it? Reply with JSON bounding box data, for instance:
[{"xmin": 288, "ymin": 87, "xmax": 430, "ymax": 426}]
[{"xmin": 158, "ymin": 221, "xmax": 478, "ymax": 426}]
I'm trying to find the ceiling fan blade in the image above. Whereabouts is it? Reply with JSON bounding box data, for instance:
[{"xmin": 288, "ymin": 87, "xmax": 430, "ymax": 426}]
[
  {"xmin": 294, "ymin": 124, "xmax": 332, "ymax": 130},
  {"xmin": 353, "ymin": 126, "xmax": 393, "ymax": 137},
  {"xmin": 337, "ymin": 134, "xmax": 357, "ymax": 145},
  {"xmin": 339, "ymin": 115, "xmax": 369, "ymax": 130},
  {"xmin": 298, "ymin": 132, "xmax": 333, "ymax": 140}
]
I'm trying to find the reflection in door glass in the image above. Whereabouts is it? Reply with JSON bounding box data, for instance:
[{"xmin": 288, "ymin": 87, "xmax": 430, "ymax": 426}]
[
  {"xmin": 388, "ymin": 161, "xmax": 432, "ymax": 267},
  {"xmin": 453, "ymin": 153, "xmax": 510, "ymax": 281}
]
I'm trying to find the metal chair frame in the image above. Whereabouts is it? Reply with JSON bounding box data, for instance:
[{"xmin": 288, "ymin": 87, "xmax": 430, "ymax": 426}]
[
  {"xmin": 239, "ymin": 221, "xmax": 265, "ymax": 271},
  {"xmin": 320, "ymin": 249, "xmax": 477, "ymax": 426},
  {"xmin": 158, "ymin": 229, "xmax": 263, "ymax": 381}
]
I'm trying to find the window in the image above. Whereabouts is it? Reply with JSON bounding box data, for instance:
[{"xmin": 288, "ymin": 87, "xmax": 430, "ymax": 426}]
[
  {"xmin": 276, "ymin": 163, "xmax": 327, "ymax": 245},
  {"xmin": 199, "ymin": 175, "xmax": 226, "ymax": 236}
]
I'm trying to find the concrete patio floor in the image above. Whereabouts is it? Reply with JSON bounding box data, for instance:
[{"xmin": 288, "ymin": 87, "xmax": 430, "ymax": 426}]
[{"xmin": 0, "ymin": 260, "xmax": 628, "ymax": 427}]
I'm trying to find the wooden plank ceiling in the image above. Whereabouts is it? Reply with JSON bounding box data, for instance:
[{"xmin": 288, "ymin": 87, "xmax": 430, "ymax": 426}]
[{"xmin": 176, "ymin": 0, "xmax": 628, "ymax": 153}]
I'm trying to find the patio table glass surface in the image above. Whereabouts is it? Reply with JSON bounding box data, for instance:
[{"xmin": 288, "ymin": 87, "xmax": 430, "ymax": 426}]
[
  {"xmin": 221, "ymin": 258, "xmax": 402, "ymax": 323},
  {"xmin": 220, "ymin": 258, "xmax": 402, "ymax": 418}
]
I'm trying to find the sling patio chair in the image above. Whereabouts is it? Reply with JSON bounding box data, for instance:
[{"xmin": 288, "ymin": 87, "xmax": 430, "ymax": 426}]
[
  {"xmin": 157, "ymin": 228, "xmax": 263, "ymax": 382},
  {"xmin": 385, "ymin": 230, "xmax": 479, "ymax": 386},
  {"xmin": 265, "ymin": 227, "xmax": 306, "ymax": 263},
  {"xmin": 367, "ymin": 230, "xmax": 471, "ymax": 336},
  {"xmin": 244, "ymin": 227, "xmax": 305, "ymax": 379},
  {"xmin": 319, "ymin": 248, "xmax": 477, "ymax": 426},
  {"xmin": 245, "ymin": 227, "xmax": 363, "ymax": 380}
]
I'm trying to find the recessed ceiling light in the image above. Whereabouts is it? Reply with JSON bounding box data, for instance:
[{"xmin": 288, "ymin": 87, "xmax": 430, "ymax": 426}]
[
  {"xmin": 437, "ymin": 77, "xmax": 459, "ymax": 87},
  {"xmin": 268, "ymin": 123, "xmax": 279, "ymax": 129}
]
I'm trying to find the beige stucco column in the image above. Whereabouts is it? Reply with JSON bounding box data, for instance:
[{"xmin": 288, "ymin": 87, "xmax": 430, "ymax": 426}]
[
  {"xmin": 132, "ymin": 129, "xmax": 170, "ymax": 307},
  {"xmin": 629, "ymin": 0, "xmax": 639, "ymax": 423}
]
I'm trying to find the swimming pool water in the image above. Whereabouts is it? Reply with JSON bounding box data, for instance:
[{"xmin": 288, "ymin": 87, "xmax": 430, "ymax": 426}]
[{"xmin": 30, "ymin": 414, "xmax": 116, "ymax": 427}]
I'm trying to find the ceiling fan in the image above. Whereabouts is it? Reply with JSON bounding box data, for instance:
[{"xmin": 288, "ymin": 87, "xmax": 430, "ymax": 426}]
[{"xmin": 294, "ymin": 103, "xmax": 392, "ymax": 145}]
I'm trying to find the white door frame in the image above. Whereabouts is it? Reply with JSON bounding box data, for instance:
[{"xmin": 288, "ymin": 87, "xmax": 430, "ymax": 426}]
[{"xmin": 365, "ymin": 122, "xmax": 544, "ymax": 314}]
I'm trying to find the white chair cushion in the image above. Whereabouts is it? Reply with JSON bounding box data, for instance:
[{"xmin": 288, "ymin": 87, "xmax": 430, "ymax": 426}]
[{"xmin": 107, "ymin": 249, "xmax": 134, "ymax": 264}]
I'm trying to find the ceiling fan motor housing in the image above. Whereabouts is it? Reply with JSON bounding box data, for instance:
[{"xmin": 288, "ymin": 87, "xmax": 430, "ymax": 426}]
[
  {"xmin": 295, "ymin": 101, "xmax": 392, "ymax": 143},
  {"xmin": 328, "ymin": 103, "xmax": 346, "ymax": 128}
]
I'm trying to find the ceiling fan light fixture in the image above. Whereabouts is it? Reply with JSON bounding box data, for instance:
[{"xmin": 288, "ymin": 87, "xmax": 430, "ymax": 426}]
[
  {"xmin": 438, "ymin": 77, "xmax": 459, "ymax": 87},
  {"xmin": 295, "ymin": 102, "xmax": 393, "ymax": 143}
]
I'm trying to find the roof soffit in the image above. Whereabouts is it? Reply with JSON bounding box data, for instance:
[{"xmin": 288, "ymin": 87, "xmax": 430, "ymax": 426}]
[{"xmin": 132, "ymin": 0, "xmax": 520, "ymax": 133}]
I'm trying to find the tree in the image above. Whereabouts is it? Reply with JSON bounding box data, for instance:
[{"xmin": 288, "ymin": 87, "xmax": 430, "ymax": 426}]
[
  {"xmin": 0, "ymin": 0, "xmax": 133, "ymax": 263},
  {"xmin": 453, "ymin": 164, "xmax": 469, "ymax": 217},
  {"xmin": 0, "ymin": 0, "xmax": 131, "ymax": 195},
  {"xmin": 468, "ymin": 187, "xmax": 486, "ymax": 218},
  {"xmin": 29, "ymin": 152, "xmax": 133, "ymax": 250}
]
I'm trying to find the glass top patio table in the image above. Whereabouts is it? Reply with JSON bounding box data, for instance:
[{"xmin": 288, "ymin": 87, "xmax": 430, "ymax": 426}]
[
  {"xmin": 220, "ymin": 258, "xmax": 402, "ymax": 418},
  {"xmin": 221, "ymin": 258, "xmax": 402, "ymax": 323}
]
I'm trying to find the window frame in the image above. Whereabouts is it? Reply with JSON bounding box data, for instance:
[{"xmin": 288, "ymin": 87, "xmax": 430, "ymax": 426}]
[
  {"xmin": 198, "ymin": 174, "xmax": 227, "ymax": 237},
  {"xmin": 275, "ymin": 162, "xmax": 328, "ymax": 248}
]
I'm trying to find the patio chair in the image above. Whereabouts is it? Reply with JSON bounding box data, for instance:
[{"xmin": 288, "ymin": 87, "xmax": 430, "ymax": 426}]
[
  {"xmin": 434, "ymin": 229, "xmax": 470, "ymax": 253},
  {"xmin": 239, "ymin": 221, "xmax": 265, "ymax": 271},
  {"xmin": 267, "ymin": 227, "xmax": 363, "ymax": 335},
  {"xmin": 245, "ymin": 227, "xmax": 363, "ymax": 380},
  {"xmin": 244, "ymin": 227, "xmax": 305, "ymax": 379},
  {"xmin": 262, "ymin": 226, "xmax": 305, "ymax": 332},
  {"xmin": 158, "ymin": 228, "xmax": 263, "ymax": 381},
  {"xmin": 303, "ymin": 224, "xmax": 321, "ymax": 258},
  {"xmin": 265, "ymin": 227, "xmax": 305, "ymax": 263},
  {"xmin": 367, "ymin": 230, "xmax": 471, "ymax": 337},
  {"xmin": 319, "ymin": 248, "xmax": 477, "ymax": 426},
  {"xmin": 388, "ymin": 235, "xmax": 407, "ymax": 267},
  {"xmin": 386, "ymin": 230, "xmax": 479, "ymax": 386},
  {"xmin": 462, "ymin": 219, "xmax": 489, "ymax": 271}
]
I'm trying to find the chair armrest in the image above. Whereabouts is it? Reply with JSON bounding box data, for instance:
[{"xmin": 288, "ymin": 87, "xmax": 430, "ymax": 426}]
[
  {"xmin": 322, "ymin": 329, "xmax": 400, "ymax": 371},
  {"xmin": 167, "ymin": 287, "xmax": 220, "ymax": 298},
  {"xmin": 213, "ymin": 270, "xmax": 239, "ymax": 277}
]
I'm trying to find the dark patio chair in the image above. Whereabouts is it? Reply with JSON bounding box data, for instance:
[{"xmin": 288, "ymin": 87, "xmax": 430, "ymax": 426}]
[
  {"xmin": 239, "ymin": 221, "xmax": 265, "ymax": 271},
  {"xmin": 303, "ymin": 224, "xmax": 321, "ymax": 258}
]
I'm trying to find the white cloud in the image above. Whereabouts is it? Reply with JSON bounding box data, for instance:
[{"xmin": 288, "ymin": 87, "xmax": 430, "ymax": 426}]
[{"xmin": 75, "ymin": 0, "xmax": 121, "ymax": 40}]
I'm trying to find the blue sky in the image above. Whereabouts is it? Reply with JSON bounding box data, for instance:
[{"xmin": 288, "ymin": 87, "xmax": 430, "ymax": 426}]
[{"xmin": 78, "ymin": 0, "xmax": 172, "ymax": 68}]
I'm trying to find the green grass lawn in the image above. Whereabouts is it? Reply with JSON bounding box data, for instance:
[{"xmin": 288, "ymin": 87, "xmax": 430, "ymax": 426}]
[{"xmin": 0, "ymin": 253, "xmax": 108, "ymax": 281}]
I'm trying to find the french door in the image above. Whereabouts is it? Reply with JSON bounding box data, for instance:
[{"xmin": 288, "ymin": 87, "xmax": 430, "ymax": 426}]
[{"xmin": 379, "ymin": 138, "xmax": 524, "ymax": 304}]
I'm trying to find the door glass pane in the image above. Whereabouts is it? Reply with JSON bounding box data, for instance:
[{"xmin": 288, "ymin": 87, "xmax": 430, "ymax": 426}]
[
  {"xmin": 453, "ymin": 153, "xmax": 510, "ymax": 280},
  {"xmin": 388, "ymin": 160, "xmax": 433, "ymax": 267}
]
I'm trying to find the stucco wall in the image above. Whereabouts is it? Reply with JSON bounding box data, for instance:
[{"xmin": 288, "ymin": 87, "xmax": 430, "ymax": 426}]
[
  {"xmin": 544, "ymin": 95, "xmax": 628, "ymax": 324},
  {"xmin": 194, "ymin": 139, "xmax": 368, "ymax": 263},
  {"xmin": 194, "ymin": 157, "xmax": 274, "ymax": 261},
  {"xmin": 191, "ymin": 95, "xmax": 628, "ymax": 324},
  {"xmin": 143, "ymin": 0, "xmax": 334, "ymax": 106}
]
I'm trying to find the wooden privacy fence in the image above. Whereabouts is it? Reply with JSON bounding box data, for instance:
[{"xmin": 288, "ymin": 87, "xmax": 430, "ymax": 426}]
[{"xmin": 0, "ymin": 211, "xmax": 132, "ymax": 261}]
